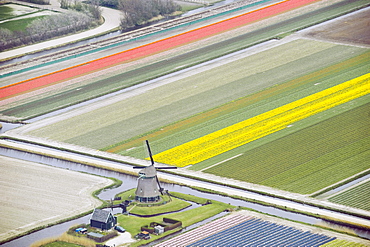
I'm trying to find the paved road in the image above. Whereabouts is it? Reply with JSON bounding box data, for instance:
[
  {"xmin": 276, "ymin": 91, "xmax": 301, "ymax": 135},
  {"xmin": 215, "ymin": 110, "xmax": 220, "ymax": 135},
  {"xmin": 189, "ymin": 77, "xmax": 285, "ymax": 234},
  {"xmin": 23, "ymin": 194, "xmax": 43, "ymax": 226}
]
[{"xmin": 1, "ymin": 0, "xmax": 122, "ymax": 60}]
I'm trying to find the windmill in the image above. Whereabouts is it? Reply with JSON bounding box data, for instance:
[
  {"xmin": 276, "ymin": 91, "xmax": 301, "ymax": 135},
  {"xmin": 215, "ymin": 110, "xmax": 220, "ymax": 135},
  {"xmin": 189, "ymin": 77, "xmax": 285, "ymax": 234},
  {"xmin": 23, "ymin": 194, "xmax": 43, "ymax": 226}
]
[{"xmin": 133, "ymin": 140, "xmax": 177, "ymax": 203}]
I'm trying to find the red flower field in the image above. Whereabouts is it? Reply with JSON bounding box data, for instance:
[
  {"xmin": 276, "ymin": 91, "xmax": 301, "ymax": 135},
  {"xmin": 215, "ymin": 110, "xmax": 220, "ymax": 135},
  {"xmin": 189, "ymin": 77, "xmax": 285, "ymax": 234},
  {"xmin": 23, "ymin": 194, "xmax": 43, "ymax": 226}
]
[{"xmin": 0, "ymin": 0, "xmax": 318, "ymax": 99}]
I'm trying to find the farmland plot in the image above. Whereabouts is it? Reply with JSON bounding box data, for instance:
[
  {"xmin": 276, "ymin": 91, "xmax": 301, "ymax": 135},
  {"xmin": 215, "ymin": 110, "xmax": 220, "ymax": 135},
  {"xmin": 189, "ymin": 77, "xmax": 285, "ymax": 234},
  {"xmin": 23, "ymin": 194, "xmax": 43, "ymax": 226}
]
[
  {"xmin": 327, "ymin": 180, "xmax": 370, "ymax": 211},
  {"xmin": 25, "ymin": 40, "xmax": 367, "ymax": 150},
  {"xmin": 0, "ymin": 4, "xmax": 38, "ymax": 20},
  {"xmin": 107, "ymin": 48, "xmax": 370, "ymax": 157},
  {"xmin": 0, "ymin": 156, "xmax": 112, "ymax": 243},
  {"xmin": 2, "ymin": 0, "xmax": 369, "ymax": 120},
  {"xmin": 151, "ymin": 74, "xmax": 370, "ymax": 167},
  {"xmin": 202, "ymin": 102, "xmax": 370, "ymax": 194}
]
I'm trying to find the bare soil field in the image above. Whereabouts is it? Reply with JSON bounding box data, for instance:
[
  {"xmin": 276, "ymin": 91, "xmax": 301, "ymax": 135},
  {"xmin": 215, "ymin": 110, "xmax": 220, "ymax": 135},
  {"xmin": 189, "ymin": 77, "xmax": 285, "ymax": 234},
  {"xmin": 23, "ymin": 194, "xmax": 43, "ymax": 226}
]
[
  {"xmin": 0, "ymin": 156, "xmax": 112, "ymax": 243},
  {"xmin": 302, "ymin": 7, "xmax": 370, "ymax": 46}
]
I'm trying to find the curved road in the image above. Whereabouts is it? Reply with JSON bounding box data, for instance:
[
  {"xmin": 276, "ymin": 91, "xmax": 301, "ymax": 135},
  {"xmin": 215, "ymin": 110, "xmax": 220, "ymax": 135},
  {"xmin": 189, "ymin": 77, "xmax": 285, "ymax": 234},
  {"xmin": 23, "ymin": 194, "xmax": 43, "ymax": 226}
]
[{"xmin": 1, "ymin": 0, "xmax": 122, "ymax": 60}]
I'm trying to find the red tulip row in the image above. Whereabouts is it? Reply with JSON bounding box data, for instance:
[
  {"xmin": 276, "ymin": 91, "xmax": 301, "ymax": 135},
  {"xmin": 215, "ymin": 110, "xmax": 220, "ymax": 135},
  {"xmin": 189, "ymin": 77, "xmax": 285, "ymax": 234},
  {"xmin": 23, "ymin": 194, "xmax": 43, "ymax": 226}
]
[{"xmin": 0, "ymin": 0, "xmax": 318, "ymax": 99}]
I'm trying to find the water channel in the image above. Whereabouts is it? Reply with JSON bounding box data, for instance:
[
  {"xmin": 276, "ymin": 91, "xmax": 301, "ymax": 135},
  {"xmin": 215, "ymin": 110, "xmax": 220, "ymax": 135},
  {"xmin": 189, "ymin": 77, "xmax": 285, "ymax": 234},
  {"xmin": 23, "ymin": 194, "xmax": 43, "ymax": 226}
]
[
  {"xmin": 1, "ymin": 0, "xmax": 369, "ymax": 243},
  {"xmin": 1, "ymin": 146, "xmax": 369, "ymax": 246}
]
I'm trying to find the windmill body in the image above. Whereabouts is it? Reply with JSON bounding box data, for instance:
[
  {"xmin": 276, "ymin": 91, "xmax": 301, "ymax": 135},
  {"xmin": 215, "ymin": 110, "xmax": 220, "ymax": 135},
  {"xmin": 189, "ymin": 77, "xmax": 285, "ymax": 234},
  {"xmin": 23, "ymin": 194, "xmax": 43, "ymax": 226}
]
[
  {"xmin": 135, "ymin": 165, "xmax": 161, "ymax": 203},
  {"xmin": 134, "ymin": 140, "xmax": 177, "ymax": 203}
]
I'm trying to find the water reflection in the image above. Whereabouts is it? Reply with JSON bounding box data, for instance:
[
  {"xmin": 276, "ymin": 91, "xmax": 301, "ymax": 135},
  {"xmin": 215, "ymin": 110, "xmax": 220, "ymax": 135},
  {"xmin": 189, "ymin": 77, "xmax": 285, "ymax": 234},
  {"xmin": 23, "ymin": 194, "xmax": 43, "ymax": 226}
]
[{"xmin": 0, "ymin": 122, "xmax": 23, "ymax": 134}]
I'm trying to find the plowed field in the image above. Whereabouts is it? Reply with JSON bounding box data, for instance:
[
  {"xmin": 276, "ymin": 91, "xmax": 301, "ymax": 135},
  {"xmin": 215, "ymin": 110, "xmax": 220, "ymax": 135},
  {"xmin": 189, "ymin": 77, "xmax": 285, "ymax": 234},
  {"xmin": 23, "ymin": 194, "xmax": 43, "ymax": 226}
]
[{"xmin": 0, "ymin": 156, "xmax": 112, "ymax": 243}]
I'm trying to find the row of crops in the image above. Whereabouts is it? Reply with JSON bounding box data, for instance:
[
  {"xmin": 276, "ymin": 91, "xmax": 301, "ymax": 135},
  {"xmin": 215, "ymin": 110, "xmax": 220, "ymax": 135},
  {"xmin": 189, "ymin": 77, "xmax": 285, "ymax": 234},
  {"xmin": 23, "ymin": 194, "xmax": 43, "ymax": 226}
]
[
  {"xmin": 157, "ymin": 213, "xmax": 367, "ymax": 247},
  {"xmin": 152, "ymin": 73, "xmax": 370, "ymax": 167},
  {"xmin": 322, "ymin": 239, "xmax": 368, "ymax": 247},
  {"xmin": 328, "ymin": 180, "xmax": 370, "ymax": 211},
  {"xmin": 186, "ymin": 217, "xmax": 335, "ymax": 246},
  {"xmin": 204, "ymin": 102, "xmax": 370, "ymax": 194},
  {"xmin": 6, "ymin": 0, "xmax": 370, "ymax": 200},
  {"xmin": 3, "ymin": 0, "xmax": 370, "ymax": 119},
  {"xmin": 106, "ymin": 46, "xmax": 370, "ymax": 194}
]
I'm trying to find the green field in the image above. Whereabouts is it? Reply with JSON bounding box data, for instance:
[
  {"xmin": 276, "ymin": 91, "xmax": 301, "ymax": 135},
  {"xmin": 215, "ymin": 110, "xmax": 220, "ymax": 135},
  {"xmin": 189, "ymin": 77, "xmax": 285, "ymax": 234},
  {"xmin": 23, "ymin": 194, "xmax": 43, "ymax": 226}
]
[
  {"xmin": 0, "ymin": 4, "xmax": 48, "ymax": 31},
  {"xmin": 322, "ymin": 239, "xmax": 368, "ymax": 247},
  {"xmin": 3, "ymin": 0, "xmax": 369, "ymax": 120},
  {"xmin": 0, "ymin": 16, "xmax": 46, "ymax": 31},
  {"xmin": 28, "ymin": 41, "xmax": 369, "ymax": 150},
  {"xmin": 0, "ymin": 4, "xmax": 38, "ymax": 20},
  {"xmin": 0, "ymin": 5, "xmax": 14, "ymax": 20},
  {"xmin": 104, "ymin": 48, "xmax": 370, "ymax": 156},
  {"xmin": 203, "ymin": 102, "xmax": 370, "ymax": 194},
  {"xmin": 327, "ymin": 180, "xmax": 370, "ymax": 211},
  {"xmin": 26, "ymin": 40, "xmax": 370, "ymax": 195}
]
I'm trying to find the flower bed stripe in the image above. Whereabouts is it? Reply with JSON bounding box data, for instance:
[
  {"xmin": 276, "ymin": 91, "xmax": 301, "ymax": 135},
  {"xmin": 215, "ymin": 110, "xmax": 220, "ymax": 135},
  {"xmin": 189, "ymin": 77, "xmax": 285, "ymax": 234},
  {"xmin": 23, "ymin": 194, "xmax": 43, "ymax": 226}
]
[
  {"xmin": 153, "ymin": 73, "xmax": 370, "ymax": 167},
  {"xmin": 0, "ymin": 0, "xmax": 318, "ymax": 99}
]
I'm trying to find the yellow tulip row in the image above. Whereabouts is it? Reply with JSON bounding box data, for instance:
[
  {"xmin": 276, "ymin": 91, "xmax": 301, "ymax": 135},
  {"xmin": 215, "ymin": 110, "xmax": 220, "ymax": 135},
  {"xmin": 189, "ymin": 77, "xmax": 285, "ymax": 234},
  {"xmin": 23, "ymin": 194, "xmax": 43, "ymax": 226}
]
[{"xmin": 153, "ymin": 73, "xmax": 370, "ymax": 167}]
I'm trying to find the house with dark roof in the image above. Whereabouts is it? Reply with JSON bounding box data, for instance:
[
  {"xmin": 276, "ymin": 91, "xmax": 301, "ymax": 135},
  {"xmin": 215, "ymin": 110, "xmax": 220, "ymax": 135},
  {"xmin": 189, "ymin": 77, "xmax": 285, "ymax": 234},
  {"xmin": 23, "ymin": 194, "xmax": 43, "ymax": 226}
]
[{"xmin": 90, "ymin": 209, "xmax": 117, "ymax": 230}]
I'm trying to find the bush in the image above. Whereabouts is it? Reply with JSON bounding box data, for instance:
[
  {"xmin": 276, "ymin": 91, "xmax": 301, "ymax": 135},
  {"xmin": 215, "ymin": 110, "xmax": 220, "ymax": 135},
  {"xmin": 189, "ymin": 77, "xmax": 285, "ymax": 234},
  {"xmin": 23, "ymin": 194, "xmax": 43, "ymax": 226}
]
[{"xmin": 18, "ymin": 0, "xmax": 50, "ymax": 5}]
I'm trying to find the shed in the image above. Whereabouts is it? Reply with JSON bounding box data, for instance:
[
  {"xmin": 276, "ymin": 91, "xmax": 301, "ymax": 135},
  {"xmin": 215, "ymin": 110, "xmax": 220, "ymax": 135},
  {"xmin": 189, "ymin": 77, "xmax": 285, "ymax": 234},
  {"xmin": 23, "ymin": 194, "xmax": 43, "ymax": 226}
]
[
  {"xmin": 154, "ymin": 225, "xmax": 164, "ymax": 234},
  {"xmin": 90, "ymin": 209, "xmax": 117, "ymax": 230}
]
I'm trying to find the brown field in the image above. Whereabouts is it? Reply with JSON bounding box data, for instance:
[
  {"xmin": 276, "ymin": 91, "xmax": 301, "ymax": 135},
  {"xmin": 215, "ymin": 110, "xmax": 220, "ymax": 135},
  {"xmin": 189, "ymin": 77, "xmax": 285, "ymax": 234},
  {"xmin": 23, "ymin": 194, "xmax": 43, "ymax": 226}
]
[
  {"xmin": 0, "ymin": 156, "xmax": 112, "ymax": 243},
  {"xmin": 303, "ymin": 7, "xmax": 370, "ymax": 46}
]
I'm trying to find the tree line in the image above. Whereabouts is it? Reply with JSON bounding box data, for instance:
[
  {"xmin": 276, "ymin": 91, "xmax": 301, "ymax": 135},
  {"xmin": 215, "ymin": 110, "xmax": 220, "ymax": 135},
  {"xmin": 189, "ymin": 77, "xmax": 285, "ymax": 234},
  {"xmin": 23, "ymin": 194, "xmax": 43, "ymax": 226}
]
[
  {"xmin": 0, "ymin": 0, "xmax": 180, "ymax": 51},
  {"xmin": 117, "ymin": 0, "xmax": 181, "ymax": 30}
]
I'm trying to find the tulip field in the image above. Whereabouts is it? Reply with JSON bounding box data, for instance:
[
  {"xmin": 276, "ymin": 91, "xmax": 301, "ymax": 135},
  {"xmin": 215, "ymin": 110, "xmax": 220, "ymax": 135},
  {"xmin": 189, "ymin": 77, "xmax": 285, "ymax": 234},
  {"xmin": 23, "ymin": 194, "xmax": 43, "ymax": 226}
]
[
  {"xmin": 201, "ymin": 102, "xmax": 370, "ymax": 194},
  {"xmin": 4, "ymin": 0, "xmax": 370, "ymax": 195},
  {"xmin": 0, "ymin": 0, "xmax": 319, "ymax": 99},
  {"xmin": 152, "ymin": 74, "xmax": 370, "ymax": 167}
]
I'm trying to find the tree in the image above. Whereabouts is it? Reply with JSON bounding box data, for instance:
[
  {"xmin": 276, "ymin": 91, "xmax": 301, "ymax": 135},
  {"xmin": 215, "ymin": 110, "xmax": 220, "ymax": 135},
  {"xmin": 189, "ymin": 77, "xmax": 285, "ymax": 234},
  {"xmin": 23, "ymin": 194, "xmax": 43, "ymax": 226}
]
[
  {"xmin": 87, "ymin": 0, "xmax": 102, "ymax": 20},
  {"xmin": 119, "ymin": 0, "xmax": 180, "ymax": 30}
]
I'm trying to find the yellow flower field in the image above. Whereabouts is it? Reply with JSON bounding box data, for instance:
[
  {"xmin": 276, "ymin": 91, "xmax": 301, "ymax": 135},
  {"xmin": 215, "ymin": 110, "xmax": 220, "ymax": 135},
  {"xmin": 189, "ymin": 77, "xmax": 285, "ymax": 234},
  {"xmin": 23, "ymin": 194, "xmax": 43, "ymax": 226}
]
[{"xmin": 153, "ymin": 73, "xmax": 370, "ymax": 167}]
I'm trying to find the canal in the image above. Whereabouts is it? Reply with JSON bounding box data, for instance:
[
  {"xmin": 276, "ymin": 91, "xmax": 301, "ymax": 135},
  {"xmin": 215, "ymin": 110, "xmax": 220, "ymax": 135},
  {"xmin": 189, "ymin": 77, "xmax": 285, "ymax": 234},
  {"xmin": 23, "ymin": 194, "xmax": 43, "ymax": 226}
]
[{"xmin": 1, "ymin": 146, "xmax": 369, "ymax": 246}]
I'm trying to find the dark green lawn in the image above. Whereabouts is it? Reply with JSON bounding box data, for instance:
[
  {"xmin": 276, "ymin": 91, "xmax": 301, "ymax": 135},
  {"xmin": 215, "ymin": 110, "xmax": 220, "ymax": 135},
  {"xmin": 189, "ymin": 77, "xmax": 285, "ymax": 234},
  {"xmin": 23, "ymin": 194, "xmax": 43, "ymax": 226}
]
[
  {"xmin": 0, "ymin": 5, "xmax": 14, "ymax": 20},
  {"xmin": 0, "ymin": 15, "xmax": 46, "ymax": 31}
]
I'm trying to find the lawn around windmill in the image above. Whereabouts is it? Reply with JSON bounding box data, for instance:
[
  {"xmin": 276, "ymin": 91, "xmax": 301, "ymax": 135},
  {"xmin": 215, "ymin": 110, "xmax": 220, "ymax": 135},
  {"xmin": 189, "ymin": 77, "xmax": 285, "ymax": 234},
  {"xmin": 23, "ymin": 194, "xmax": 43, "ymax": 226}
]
[{"xmin": 109, "ymin": 189, "xmax": 235, "ymax": 246}]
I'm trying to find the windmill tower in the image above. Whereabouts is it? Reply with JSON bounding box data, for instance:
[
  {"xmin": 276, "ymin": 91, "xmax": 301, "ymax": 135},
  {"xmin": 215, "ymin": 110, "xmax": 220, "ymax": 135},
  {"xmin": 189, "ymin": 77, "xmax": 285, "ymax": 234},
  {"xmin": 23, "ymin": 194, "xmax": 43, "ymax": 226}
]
[{"xmin": 133, "ymin": 140, "xmax": 177, "ymax": 203}]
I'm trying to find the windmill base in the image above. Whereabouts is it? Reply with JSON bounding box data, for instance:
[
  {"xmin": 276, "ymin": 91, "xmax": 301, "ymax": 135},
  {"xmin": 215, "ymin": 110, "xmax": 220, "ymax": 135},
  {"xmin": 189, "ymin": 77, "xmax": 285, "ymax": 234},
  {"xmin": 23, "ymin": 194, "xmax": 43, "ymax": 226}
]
[{"xmin": 135, "ymin": 195, "xmax": 161, "ymax": 203}]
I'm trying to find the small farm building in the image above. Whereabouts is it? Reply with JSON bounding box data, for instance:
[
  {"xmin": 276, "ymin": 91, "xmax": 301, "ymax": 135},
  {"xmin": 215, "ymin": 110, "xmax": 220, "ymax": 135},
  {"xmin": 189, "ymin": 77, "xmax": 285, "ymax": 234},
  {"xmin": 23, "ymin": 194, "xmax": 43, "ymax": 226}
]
[{"xmin": 90, "ymin": 209, "xmax": 117, "ymax": 230}]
